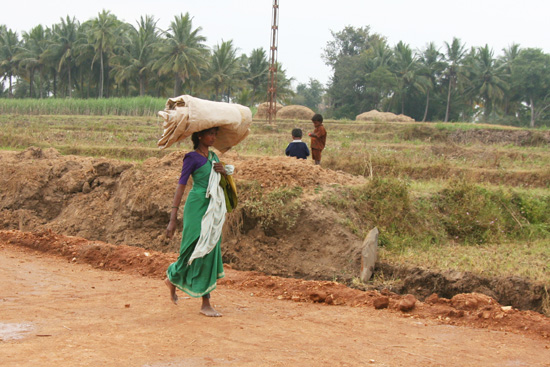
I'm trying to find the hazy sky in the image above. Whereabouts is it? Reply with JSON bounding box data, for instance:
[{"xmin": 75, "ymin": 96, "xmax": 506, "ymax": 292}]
[{"xmin": 2, "ymin": 0, "xmax": 549, "ymax": 87}]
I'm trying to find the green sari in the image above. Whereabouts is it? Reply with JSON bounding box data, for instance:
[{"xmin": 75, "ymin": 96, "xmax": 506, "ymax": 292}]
[{"xmin": 166, "ymin": 152, "xmax": 225, "ymax": 297}]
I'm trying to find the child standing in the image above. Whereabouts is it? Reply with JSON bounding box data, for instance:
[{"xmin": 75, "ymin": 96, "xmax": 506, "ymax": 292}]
[
  {"xmin": 285, "ymin": 128, "xmax": 310, "ymax": 160},
  {"xmin": 308, "ymin": 113, "xmax": 326, "ymax": 165}
]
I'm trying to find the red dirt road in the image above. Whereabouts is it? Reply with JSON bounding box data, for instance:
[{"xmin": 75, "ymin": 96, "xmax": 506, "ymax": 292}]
[{"xmin": 1, "ymin": 237, "xmax": 549, "ymax": 366}]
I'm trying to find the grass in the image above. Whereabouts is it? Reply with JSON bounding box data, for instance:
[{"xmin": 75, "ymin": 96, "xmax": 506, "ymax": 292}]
[
  {"xmin": 379, "ymin": 239, "xmax": 550, "ymax": 283},
  {"xmin": 0, "ymin": 96, "xmax": 165, "ymax": 116},
  {"xmin": 1, "ymin": 109, "xmax": 549, "ymax": 285}
]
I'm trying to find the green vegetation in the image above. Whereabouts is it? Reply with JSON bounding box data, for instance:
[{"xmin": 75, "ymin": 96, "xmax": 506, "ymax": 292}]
[
  {"xmin": 323, "ymin": 27, "xmax": 550, "ymax": 127},
  {"xmin": 0, "ymin": 96, "xmax": 165, "ymax": 116},
  {"xmin": 240, "ymin": 183, "xmax": 303, "ymax": 231},
  {"xmin": 0, "ymin": 14, "xmax": 294, "ymax": 106}
]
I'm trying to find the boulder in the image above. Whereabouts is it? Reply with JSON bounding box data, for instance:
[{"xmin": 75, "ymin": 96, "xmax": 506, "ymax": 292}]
[{"xmin": 360, "ymin": 227, "xmax": 379, "ymax": 282}]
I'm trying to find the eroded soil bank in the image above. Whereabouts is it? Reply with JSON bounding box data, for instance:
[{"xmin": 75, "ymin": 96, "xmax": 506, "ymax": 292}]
[{"xmin": 0, "ymin": 147, "xmax": 547, "ymax": 313}]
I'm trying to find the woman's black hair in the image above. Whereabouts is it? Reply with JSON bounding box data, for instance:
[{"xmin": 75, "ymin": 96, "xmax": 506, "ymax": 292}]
[{"xmin": 191, "ymin": 127, "xmax": 219, "ymax": 149}]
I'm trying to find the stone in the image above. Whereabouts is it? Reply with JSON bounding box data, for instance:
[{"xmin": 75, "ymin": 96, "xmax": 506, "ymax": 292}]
[
  {"xmin": 373, "ymin": 296, "xmax": 389, "ymax": 309},
  {"xmin": 360, "ymin": 227, "xmax": 379, "ymax": 282},
  {"xmin": 398, "ymin": 294, "xmax": 417, "ymax": 312}
]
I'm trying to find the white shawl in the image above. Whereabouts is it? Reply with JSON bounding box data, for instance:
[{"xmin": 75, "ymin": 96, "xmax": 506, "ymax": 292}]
[{"xmin": 188, "ymin": 156, "xmax": 227, "ymax": 264}]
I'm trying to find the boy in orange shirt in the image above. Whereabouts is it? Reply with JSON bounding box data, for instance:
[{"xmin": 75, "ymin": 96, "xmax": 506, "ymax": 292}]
[{"xmin": 308, "ymin": 113, "xmax": 326, "ymax": 165}]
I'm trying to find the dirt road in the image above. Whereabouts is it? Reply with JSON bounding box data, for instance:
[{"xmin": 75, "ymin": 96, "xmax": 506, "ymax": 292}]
[{"xmin": 1, "ymin": 234, "xmax": 549, "ymax": 367}]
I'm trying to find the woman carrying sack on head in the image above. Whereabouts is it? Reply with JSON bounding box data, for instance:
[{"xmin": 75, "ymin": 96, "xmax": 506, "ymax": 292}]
[{"xmin": 164, "ymin": 127, "xmax": 233, "ymax": 317}]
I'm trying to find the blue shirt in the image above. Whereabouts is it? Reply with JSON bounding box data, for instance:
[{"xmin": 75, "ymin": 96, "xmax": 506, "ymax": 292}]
[{"xmin": 285, "ymin": 140, "xmax": 310, "ymax": 160}]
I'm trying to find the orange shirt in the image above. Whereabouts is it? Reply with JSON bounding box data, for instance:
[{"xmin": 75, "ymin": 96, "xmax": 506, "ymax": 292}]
[{"xmin": 311, "ymin": 124, "xmax": 327, "ymax": 150}]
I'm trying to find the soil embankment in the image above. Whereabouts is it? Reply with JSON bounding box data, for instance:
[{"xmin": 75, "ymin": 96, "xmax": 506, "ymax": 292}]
[{"xmin": 0, "ymin": 147, "xmax": 548, "ymax": 313}]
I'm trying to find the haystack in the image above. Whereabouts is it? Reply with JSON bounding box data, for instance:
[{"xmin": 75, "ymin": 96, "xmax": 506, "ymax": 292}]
[
  {"xmin": 277, "ymin": 105, "xmax": 315, "ymax": 120},
  {"xmin": 255, "ymin": 102, "xmax": 283, "ymax": 119},
  {"xmin": 356, "ymin": 110, "xmax": 415, "ymax": 123}
]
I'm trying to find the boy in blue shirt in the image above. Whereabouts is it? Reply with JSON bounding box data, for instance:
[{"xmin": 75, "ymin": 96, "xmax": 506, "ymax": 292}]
[{"xmin": 285, "ymin": 128, "xmax": 310, "ymax": 160}]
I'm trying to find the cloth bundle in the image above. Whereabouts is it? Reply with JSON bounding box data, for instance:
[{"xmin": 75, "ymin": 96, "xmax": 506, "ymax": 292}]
[{"xmin": 158, "ymin": 95, "xmax": 252, "ymax": 153}]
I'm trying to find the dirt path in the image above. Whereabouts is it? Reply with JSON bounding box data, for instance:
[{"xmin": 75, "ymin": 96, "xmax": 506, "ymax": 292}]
[{"xmin": 1, "ymin": 238, "xmax": 549, "ymax": 367}]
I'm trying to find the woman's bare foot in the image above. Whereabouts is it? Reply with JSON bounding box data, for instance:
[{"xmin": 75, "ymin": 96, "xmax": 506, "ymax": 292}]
[
  {"xmin": 200, "ymin": 297, "xmax": 222, "ymax": 317},
  {"xmin": 164, "ymin": 278, "xmax": 178, "ymax": 305}
]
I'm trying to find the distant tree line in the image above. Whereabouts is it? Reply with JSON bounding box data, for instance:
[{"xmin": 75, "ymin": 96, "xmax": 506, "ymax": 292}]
[
  {"xmin": 2, "ymin": 14, "xmax": 550, "ymax": 126},
  {"xmin": 321, "ymin": 26, "xmax": 550, "ymax": 127},
  {"xmin": 0, "ymin": 11, "xmax": 294, "ymax": 106}
]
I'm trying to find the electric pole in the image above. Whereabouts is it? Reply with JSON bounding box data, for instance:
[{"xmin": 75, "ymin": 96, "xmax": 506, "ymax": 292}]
[{"xmin": 267, "ymin": 0, "xmax": 279, "ymax": 124}]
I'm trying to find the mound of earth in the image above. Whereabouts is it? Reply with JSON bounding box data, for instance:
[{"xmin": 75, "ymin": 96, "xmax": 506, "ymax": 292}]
[
  {"xmin": 0, "ymin": 147, "xmax": 365, "ymax": 283},
  {"xmin": 2, "ymin": 229, "xmax": 549, "ymax": 341},
  {"xmin": 254, "ymin": 102, "xmax": 283, "ymax": 119},
  {"xmin": 357, "ymin": 110, "xmax": 415, "ymax": 122},
  {"xmin": 0, "ymin": 147, "xmax": 548, "ymax": 314},
  {"xmin": 276, "ymin": 105, "xmax": 315, "ymax": 120}
]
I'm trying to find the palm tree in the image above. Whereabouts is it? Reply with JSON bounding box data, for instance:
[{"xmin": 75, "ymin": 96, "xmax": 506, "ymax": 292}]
[
  {"xmin": 443, "ymin": 37, "xmax": 467, "ymax": 122},
  {"xmin": 50, "ymin": 16, "xmax": 79, "ymax": 97},
  {"xmin": 112, "ymin": 15, "xmax": 160, "ymax": 96},
  {"xmin": 0, "ymin": 27, "xmax": 20, "ymax": 98},
  {"xmin": 245, "ymin": 48, "xmax": 269, "ymax": 105},
  {"xmin": 154, "ymin": 13, "xmax": 208, "ymax": 96},
  {"xmin": 418, "ymin": 42, "xmax": 445, "ymax": 121},
  {"xmin": 16, "ymin": 25, "xmax": 49, "ymax": 98},
  {"xmin": 88, "ymin": 10, "xmax": 121, "ymax": 98},
  {"xmin": 466, "ymin": 45, "xmax": 508, "ymax": 121},
  {"xmin": 499, "ymin": 43, "xmax": 522, "ymax": 117},
  {"xmin": 208, "ymin": 40, "xmax": 238, "ymax": 101},
  {"xmin": 390, "ymin": 41, "xmax": 428, "ymax": 115}
]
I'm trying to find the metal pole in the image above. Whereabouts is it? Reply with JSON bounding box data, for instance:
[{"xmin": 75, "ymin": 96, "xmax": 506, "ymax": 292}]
[{"xmin": 267, "ymin": 0, "xmax": 279, "ymax": 124}]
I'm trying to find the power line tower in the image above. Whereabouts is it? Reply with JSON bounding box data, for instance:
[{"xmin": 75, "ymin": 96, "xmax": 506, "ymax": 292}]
[{"xmin": 267, "ymin": 0, "xmax": 279, "ymax": 124}]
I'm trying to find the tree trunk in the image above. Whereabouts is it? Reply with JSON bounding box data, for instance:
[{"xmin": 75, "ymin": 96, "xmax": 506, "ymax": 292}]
[
  {"xmin": 104, "ymin": 57, "xmax": 110, "ymax": 98},
  {"xmin": 444, "ymin": 79, "xmax": 452, "ymax": 122},
  {"xmin": 29, "ymin": 69, "xmax": 34, "ymax": 98},
  {"xmin": 99, "ymin": 46, "xmax": 104, "ymax": 98},
  {"xmin": 530, "ymin": 97, "xmax": 535, "ymax": 128},
  {"xmin": 139, "ymin": 75, "xmax": 145, "ymax": 96},
  {"xmin": 8, "ymin": 75, "xmax": 13, "ymax": 98},
  {"xmin": 68, "ymin": 62, "xmax": 72, "ymax": 98},
  {"xmin": 173, "ymin": 76, "xmax": 183, "ymax": 97},
  {"xmin": 422, "ymin": 88, "xmax": 430, "ymax": 122}
]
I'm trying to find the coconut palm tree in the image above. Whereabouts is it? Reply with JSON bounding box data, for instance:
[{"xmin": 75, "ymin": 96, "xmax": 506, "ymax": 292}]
[
  {"xmin": 245, "ymin": 48, "xmax": 269, "ymax": 105},
  {"xmin": 499, "ymin": 43, "xmax": 522, "ymax": 118},
  {"xmin": 418, "ymin": 42, "xmax": 445, "ymax": 121},
  {"xmin": 87, "ymin": 10, "xmax": 122, "ymax": 98},
  {"xmin": 207, "ymin": 39, "xmax": 239, "ymax": 101},
  {"xmin": 16, "ymin": 25, "xmax": 49, "ymax": 98},
  {"xmin": 443, "ymin": 37, "xmax": 467, "ymax": 122},
  {"xmin": 390, "ymin": 41, "xmax": 428, "ymax": 115},
  {"xmin": 112, "ymin": 15, "xmax": 160, "ymax": 96},
  {"xmin": 466, "ymin": 45, "xmax": 508, "ymax": 121},
  {"xmin": 154, "ymin": 13, "xmax": 208, "ymax": 97},
  {"xmin": 49, "ymin": 16, "xmax": 79, "ymax": 97},
  {"xmin": 0, "ymin": 27, "xmax": 20, "ymax": 98}
]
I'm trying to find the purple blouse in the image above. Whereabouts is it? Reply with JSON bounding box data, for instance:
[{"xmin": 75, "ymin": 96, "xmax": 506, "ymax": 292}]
[{"xmin": 178, "ymin": 151, "xmax": 208, "ymax": 185}]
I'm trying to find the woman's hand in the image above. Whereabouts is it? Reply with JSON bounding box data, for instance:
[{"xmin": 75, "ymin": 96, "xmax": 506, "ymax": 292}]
[
  {"xmin": 166, "ymin": 220, "xmax": 177, "ymax": 239},
  {"xmin": 213, "ymin": 162, "xmax": 226, "ymax": 174}
]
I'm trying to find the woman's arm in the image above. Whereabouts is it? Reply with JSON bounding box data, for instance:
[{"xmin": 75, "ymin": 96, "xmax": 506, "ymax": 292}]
[{"xmin": 166, "ymin": 183, "xmax": 186, "ymax": 239}]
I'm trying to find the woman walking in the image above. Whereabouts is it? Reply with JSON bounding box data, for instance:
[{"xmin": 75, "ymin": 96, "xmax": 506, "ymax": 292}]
[{"xmin": 164, "ymin": 127, "xmax": 229, "ymax": 317}]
